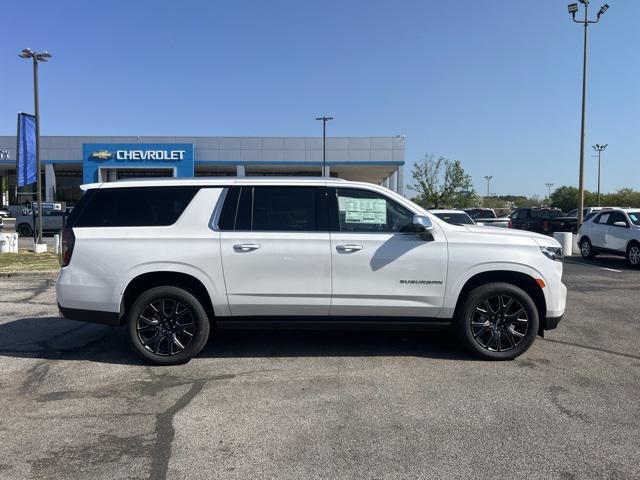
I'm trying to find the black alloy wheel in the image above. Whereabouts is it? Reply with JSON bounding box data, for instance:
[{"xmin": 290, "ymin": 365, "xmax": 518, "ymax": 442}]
[
  {"xmin": 136, "ymin": 298, "xmax": 196, "ymax": 356},
  {"xmin": 127, "ymin": 286, "xmax": 210, "ymax": 365},
  {"xmin": 457, "ymin": 282, "xmax": 539, "ymax": 360},
  {"xmin": 470, "ymin": 294, "xmax": 529, "ymax": 352}
]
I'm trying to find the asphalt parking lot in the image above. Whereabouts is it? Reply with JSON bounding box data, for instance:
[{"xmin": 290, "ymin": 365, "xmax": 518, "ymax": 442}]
[{"xmin": 0, "ymin": 257, "xmax": 638, "ymax": 480}]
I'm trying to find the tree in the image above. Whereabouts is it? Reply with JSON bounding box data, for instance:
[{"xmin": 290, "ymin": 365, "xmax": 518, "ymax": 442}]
[
  {"xmin": 409, "ymin": 154, "xmax": 475, "ymax": 208},
  {"xmin": 549, "ymin": 186, "xmax": 579, "ymax": 212}
]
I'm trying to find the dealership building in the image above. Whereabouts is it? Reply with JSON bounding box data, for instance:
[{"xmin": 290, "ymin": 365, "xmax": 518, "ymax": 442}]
[{"xmin": 0, "ymin": 135, "xmax": 405, "ymax": 206}]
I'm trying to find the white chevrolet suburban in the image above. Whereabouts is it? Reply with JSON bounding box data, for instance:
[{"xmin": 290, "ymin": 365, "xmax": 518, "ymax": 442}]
[{"xmin": 56, "ymin": 178, "xmax": 567, "ymax": 365}]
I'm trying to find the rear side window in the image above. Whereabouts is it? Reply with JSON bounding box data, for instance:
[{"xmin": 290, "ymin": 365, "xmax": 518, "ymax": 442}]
[
  {"xmin": 218, "ymin": 186, "xmax": 325, "ymax": 232},
  {"xmin": 72, "ymin": 187, "xmax": 199, "ymax": 227}
]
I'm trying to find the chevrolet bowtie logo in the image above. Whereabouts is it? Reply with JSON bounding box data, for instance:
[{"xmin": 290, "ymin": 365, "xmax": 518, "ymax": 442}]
[{"xmin": 90, "ymin": 150, "xmax": 114, "ymax": 160}]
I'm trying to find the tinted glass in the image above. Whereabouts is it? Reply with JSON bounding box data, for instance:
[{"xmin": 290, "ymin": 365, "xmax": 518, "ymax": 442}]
[
  {"xmin": 235, "ymin": 187, "xmax": 253, "ymax": 230},
  {"xmin": 336, "ymin": 188, "xmax": 413, "ymax": 233},
  {"xmin": 217, "ymin": 187, "xmax": 240, "ymax": 231},
  {"xmin": 73, "ymin": 187, "xmax": 199, "ymax": 227},
  {"xmin": 532, "ymin": 209, "xmax": 562, "ymax": 218},
  {"xmin": 252, "ymin": 187, "xmax": 317, "ymax": 231},
  {"xmin": 433, "ymin": 212, "xmax": 474, "ymax": 225},
  {"xmin": 607, "ymin": 211, "xmax": 628, "ymax": 226},
  {"xmin": 516, "ymin": 209, "xmax": 529, "ymax": 219}
]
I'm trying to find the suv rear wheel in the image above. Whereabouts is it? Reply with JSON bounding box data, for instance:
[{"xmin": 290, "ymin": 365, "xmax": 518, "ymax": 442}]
[
  {"xmin": 627, "ymin": 242, "xmax": 640, "ymax": 268},
  {"xmin": 580, "ymin": 237, "xmax": 596, "ymax": 259},
  {"xmin": 127, "ymin": 286, "xmax": 211, "ymax": 365},
  {"xmin": 456, "ymin": 283, "xmax": 539, "ymax": 360}
]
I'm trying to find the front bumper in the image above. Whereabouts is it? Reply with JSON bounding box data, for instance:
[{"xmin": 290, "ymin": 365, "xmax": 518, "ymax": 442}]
[{"xmin": 543, "ymin": 314, "xmax": 563, "ymax": 331}]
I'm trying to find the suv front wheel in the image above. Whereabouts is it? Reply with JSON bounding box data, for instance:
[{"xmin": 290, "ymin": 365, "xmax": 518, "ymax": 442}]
[
  {"xmin": 456, "ymin": 283, "xmax": 539, "ymax": 360},
  {"xmin": 127, "ymin": 286, "xmax": 211, "ymax": 365}
]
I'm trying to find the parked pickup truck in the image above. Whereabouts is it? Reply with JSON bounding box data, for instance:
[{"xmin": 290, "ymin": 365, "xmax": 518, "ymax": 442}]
[
  {"xmin": 57, "ymin": 177, "xmax": 567, "ymax": 365},
  {"xmin": 509, "ymin": 207, "xmax": 577, "ymax": 235},
  {"xmin": 464, "ymin": 208, "xmax": 510, "ymax": 228}
]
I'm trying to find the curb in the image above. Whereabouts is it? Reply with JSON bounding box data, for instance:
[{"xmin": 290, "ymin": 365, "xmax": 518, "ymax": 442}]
[{"xmin": 0, "ymin": 271, "xmax": 59, "ymax": 279}]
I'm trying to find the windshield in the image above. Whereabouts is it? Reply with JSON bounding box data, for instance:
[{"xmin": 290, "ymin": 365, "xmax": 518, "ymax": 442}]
[
  {"xmin": 433, "ymin": 212, "xmax": 475, "ymax": 225},
  {"xmin": 627, "ymin": 212, "xmax": 640, "ymax": 226}
]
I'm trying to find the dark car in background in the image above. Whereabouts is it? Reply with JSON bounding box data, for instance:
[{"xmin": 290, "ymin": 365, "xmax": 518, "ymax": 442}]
[{"xmin": 510, "ymin": 207, "xmax": 569, "ymax": 235}]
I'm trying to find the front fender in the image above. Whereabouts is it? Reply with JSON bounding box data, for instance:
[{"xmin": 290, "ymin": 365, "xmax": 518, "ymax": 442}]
[{"xmin": 441, "ymin": 261, "xmax": 551, "ymax": 318}]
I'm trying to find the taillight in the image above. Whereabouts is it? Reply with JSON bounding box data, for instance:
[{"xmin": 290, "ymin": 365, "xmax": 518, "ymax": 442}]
[
  {"xmin": 542, "ymin": 221, "xmax": 549, "ymax": 231},
  {"xmin": 61, "ymin": 227, "xmax": 75, "ymax": 267},
  {"xmin": 508, "ymin": 219, "xmax": 512, "ymax": 228}
]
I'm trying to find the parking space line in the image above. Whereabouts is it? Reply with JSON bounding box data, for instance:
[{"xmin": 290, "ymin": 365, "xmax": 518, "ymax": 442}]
[
  {"xmin": 542, "ymin": 337, "xmax": 640, "ymax": 361},
  {"xmin": 565, "ymin": 259, "xmax": 622, "ymax": 273}
]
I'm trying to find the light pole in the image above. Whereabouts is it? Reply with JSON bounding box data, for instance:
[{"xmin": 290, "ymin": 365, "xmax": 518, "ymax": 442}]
[
  {"xmin": 19, "ymin": 48, "xmax": 52, "ymax": 247},
  {"xmin": 567, "ymin": 1, "xmax": 609, "ymax": 228},
  {"xmin": 483, "ymin": 176, "xmax": 493, "ymax": 198},
  {"xmin": 592, "ymin": 143, "xmax": 607, "ymax": 206},
  {"xmin": 315, "ymin": 116, "xmax": 333, "ymax": 177},
  {"xmin": 545, "ymin": 182, "xmax": 554, "ymax": 198}
]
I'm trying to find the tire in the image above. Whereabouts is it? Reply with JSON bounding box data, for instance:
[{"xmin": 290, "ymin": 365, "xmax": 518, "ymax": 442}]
[
  {"xmin": 17, "ymin": 224, "xmax": 33, "ymax": 237},
  {"xmin": 127, "ymin": 286, "xmax": 211, "ymax": 365},
  {"xmin": 580, "ymin": 237, "xmax": 596, "ymax": 259},
  {"xmin": 627, "ymin": 242, "xmax": 640, "ymax": 268},
  {"xmin": 456, "ymin": 282, "xmax": 539, "ymax": 360}
]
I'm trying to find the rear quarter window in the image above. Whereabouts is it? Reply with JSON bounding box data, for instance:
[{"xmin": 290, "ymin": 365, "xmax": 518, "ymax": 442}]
[{"xmin": 71, "ymin": 186, "xmax": 200, "ymax": 227}]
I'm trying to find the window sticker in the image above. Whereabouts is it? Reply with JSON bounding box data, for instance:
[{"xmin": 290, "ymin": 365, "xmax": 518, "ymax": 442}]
[
  {"xmin": 339, "ymin": 196, "xmax": 387, "ymax": 224},
  {"xmin": 599, "ymin": 214, "xmax": 610, "ymax": 224}
]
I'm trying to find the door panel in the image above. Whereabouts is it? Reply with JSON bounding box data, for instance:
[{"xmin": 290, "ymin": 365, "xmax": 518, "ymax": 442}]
[
  {"xmin": 220, "ymin": 232, "xmax": 331, "ymax": 316},
  {"xmin": 591, "ymin": 214, "xmax": 609, "ymax": 247},
  {"xmin": 330, "ymin": 231, "xmax": 448, "ymax": 316},
  {"xmin": 328, "ymin": 187, "xmax": 447, "ymax": 317}
]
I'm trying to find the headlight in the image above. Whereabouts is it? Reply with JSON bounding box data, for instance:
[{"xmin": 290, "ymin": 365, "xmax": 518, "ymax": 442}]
[{"xmin": 540, "ymin": 246, "xmax": 563, "ymax": 262}]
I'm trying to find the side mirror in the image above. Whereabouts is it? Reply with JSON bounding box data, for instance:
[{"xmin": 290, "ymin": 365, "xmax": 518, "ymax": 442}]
[
  {"xmin": 613, "ymin": 221, "xmax": 628, "ymax": 228},
  {"xmin": 412, "ymin": 215, "xmax": 434, "ymax": 240}
]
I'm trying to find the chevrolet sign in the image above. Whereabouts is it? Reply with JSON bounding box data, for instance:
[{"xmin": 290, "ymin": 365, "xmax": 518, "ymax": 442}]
[{"xmin": 116, "ymin": 150, "xmax": 185, "ymax": 160}]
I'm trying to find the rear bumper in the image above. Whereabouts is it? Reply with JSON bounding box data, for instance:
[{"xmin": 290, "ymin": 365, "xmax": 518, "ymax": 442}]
[{"xmin": 58, "ymin": 303, "xmax": 122, "ymax": 326}]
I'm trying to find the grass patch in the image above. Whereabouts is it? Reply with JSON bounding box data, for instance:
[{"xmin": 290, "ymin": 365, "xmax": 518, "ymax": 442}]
[{"xmin": 0, "ymin": 251, "xmax": 60, "ymax": 273}]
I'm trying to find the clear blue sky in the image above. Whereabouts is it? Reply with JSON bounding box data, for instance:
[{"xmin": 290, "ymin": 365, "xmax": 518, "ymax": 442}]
[{"xmin": 1, "ymin": 0, "xmax": 638, "ymax": 197}]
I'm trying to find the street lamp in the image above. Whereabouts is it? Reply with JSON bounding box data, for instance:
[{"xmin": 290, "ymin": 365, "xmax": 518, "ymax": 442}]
[
  {"xmin": 315, "ymin": 116, "xmax": 333, "ymax": 177},
  {"xmin": 483, "ymin": 176, "xmax": 493, "ymax": 197},
  {"xmin": 19, "ymin": 47, "xmax": 52, "ymax": 247},
  {"xmin": 567, "ymin": 1, "xmax": 610, "ymax": 228},
  {"xmin": 545, "ymin": 182, "xmax": 554, "ymax": 198},
  {"xmin": 592, "ymin": 143, "xmax": 607, "ymax": 206}
]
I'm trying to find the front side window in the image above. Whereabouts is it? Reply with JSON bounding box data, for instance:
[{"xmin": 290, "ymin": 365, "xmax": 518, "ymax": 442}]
[
  {"xmin": 335, "ymin": 188, "xmax": 413, "ymax": 233},
  {"xmin": 607, "ymin": 211, "xmax": 628, "ymax": 227}
]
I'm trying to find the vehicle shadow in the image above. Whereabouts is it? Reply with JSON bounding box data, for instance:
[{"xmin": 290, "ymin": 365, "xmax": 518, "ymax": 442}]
[{"xmin": 0, "ymin": 316, "xmax": 475, "ymax": 365}]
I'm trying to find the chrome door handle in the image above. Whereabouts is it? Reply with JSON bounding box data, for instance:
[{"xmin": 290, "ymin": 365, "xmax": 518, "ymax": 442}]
[
  {"xmin": 336, "ymin": 244, "xmax": 363, "ymax": 252},
  {"xmin": 233, "ymin": 243, "xmax": 260, "ymax": 252}
]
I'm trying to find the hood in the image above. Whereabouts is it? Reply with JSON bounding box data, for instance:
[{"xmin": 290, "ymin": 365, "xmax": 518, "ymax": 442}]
[{"xmin": 462, "ymin": 225, "xmax": 561, "ymax": 247}]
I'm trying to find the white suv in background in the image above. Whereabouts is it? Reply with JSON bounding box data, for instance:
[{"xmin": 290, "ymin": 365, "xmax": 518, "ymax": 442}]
[
  {"xmin": 578, "ymin": 208, "xmax": 640, "ymax": 267},
  {"xmin": 56, "ymin": 178, "xmax": 567, "ymax": 365}
]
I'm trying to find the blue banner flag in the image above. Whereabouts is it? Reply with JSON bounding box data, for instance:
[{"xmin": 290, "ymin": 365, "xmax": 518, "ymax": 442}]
[{"xmin": 16, "ymin": 113, "xmax": 37, "ymax": 186}]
